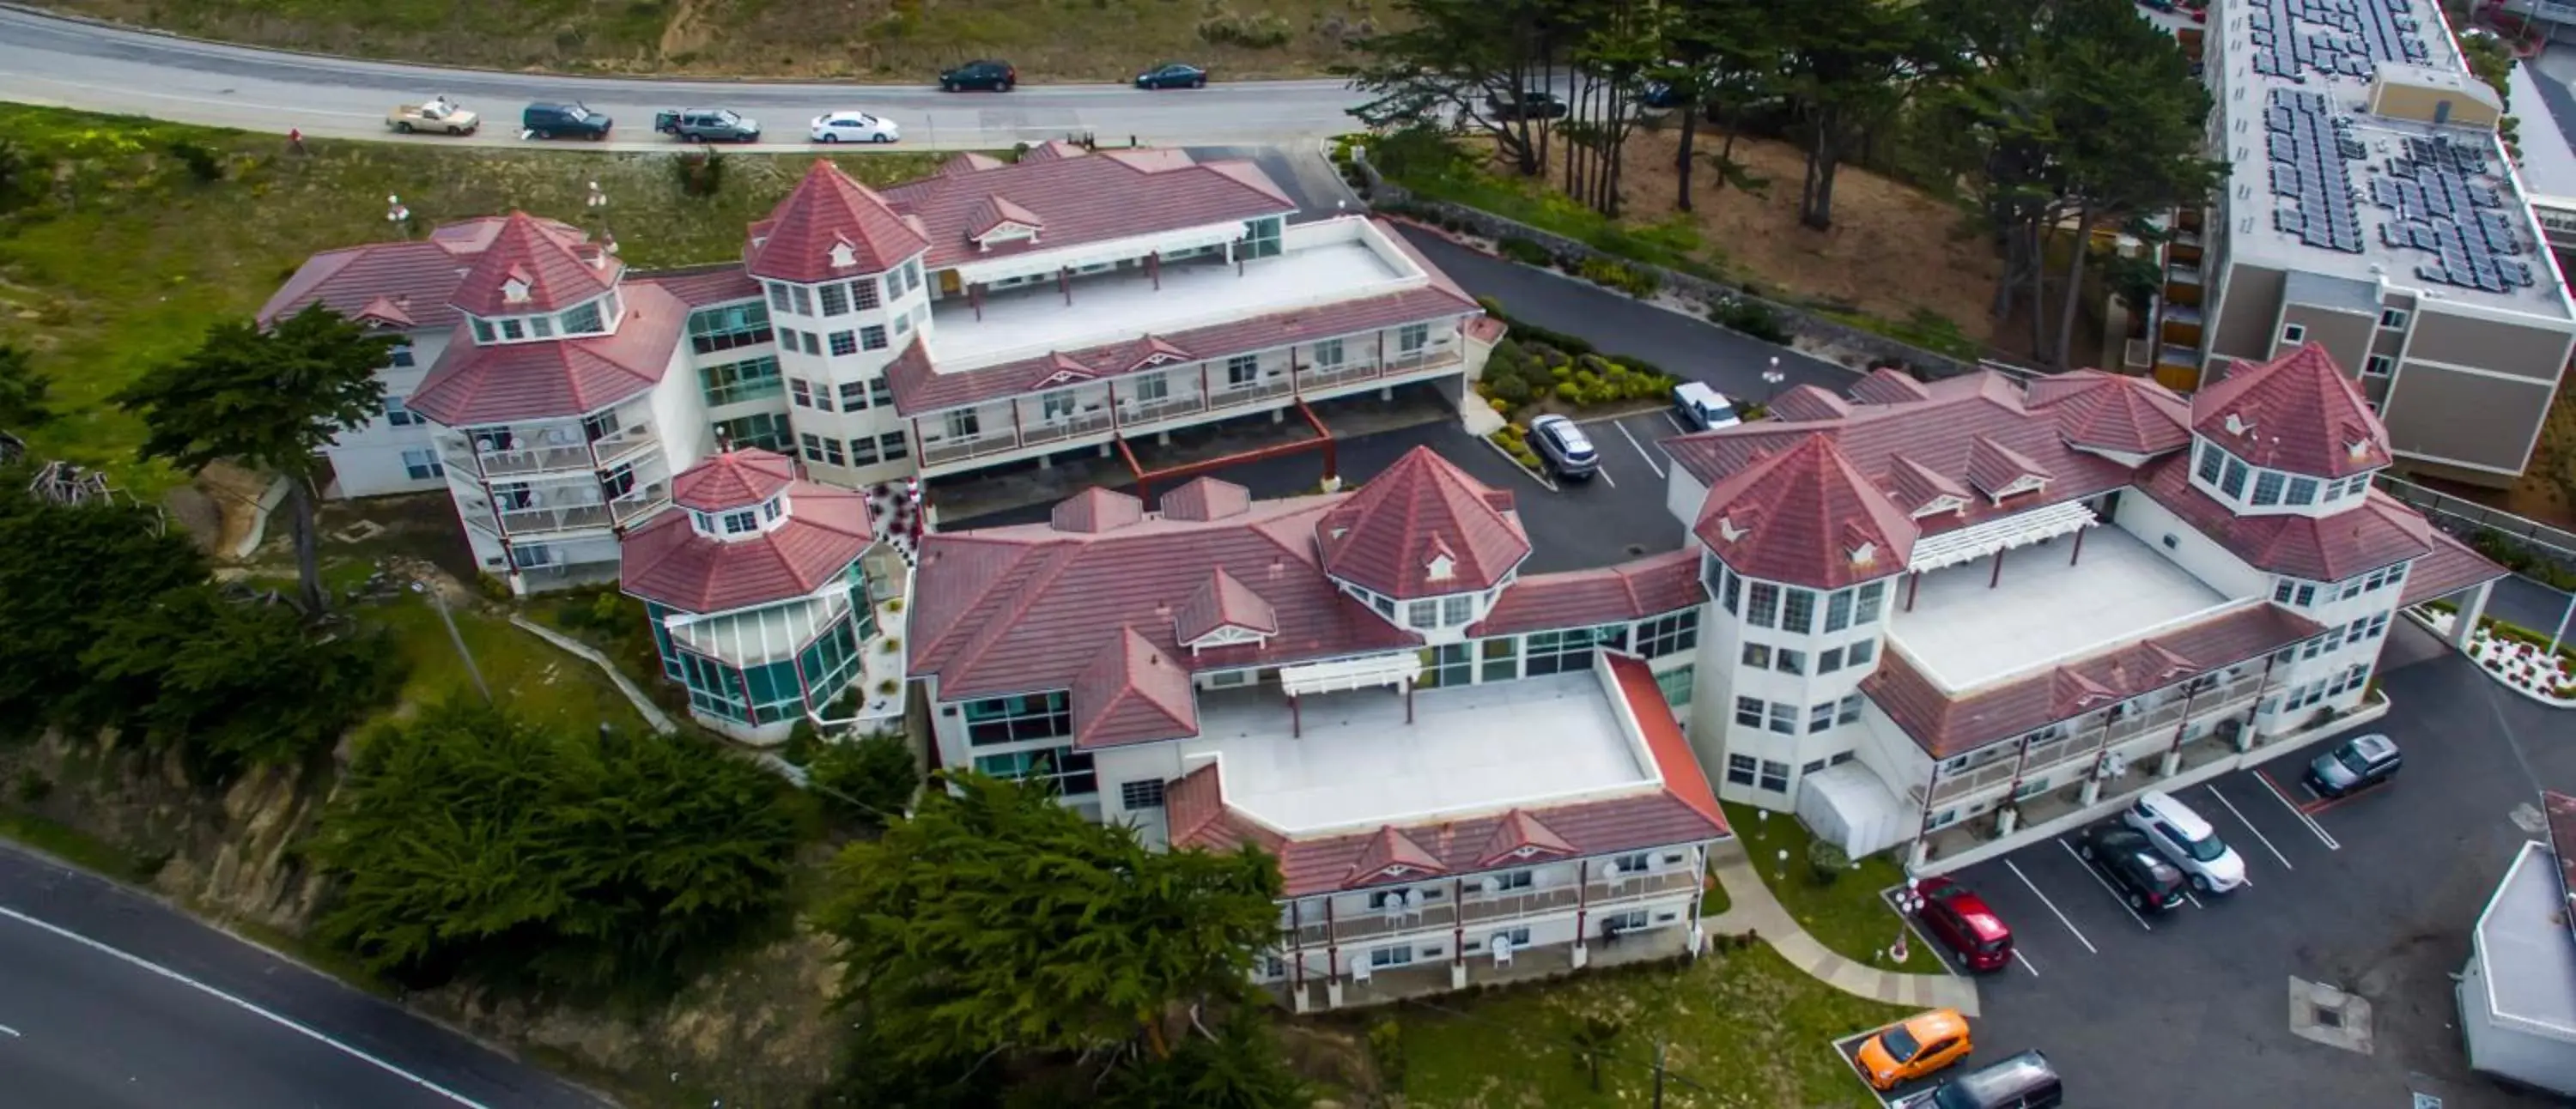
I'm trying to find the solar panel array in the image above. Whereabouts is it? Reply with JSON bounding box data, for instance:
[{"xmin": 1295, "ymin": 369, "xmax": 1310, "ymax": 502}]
[
  {"xmin": 2265, "ymin": 89, "xmax": 2366, "ymax": 254},
  {"xmin": 2245, "ymin": 0, "xmax": 2429, "ymax": 82},
  {"xmin": 2367, "ymin": 135, "xmax": 2534, "ymax": 293}
]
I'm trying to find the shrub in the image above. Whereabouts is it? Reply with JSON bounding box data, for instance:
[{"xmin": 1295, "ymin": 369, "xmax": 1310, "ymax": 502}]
[
  {"xmin": 1368, "ymin": 1018, "xmax": 1407, "ymax": 1093},
  {"xmin": 163, "ymin": 139, "xmax": 223, "ymax": 183},
  {"xmin": 672, "ymin": 148, "xmax": 725, "ymax": 197},
  {"xmin": 1197, "ymin": 10, "xmax": 1294, "ymax": 47},
  {"xmin": 810, "ymin": 731, "xmax": 921, "ymax": 830},
  {"xmin": 1709, "ymin": 297, "xmax": 1793, "ymax": 344},
  {"xmin": 1577, "ymin": 255, "xmax": 1662, "ymax": 299},
  {"xmin": 1497, "ymin": 236, "xmax": 1553, "ymax": 266},
  {"xmin": 1807, "ymin": 839, "xmax": 1850, "ymax": 884}
]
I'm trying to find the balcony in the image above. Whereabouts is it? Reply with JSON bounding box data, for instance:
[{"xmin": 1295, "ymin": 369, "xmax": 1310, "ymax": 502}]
[
  {"xmin": 451, "ymin": 439, "xmax": 594, "ymax": 477},
  {"xmin": 610, "ymin": 484, "xmax": 671, "ymax": 526},
  {"xmin": 589, "ymin": 421, "xmax": 660, "ymax": 467},
  {"xmin": 1911, "ymin": 675, "xmax": 2267, "ymax": 807},
  {"xmin": 1017, "ymin": 410, "xmax": 1115, "ymax": 449},
  {"xmin": 919, "ymin": 431, "xmax": 1028, "ymax": 467},
  {"xmin": 1458, "ymin": 885, "xmax": 1582, "ymax": 925},
  {"xmin": 2164, "ymin": 261, "xmax": 2202, "ymax": 287},
  {"xmin": 1207, "ymin": 379, "xmax": 1293, "ymax": 411},
  {"xmin": 1583, "ymin": 870, "xmax": 1702, "ymax": 905},
  {"xmin": 1296, "ymin": 360, "xmax": 1382, "ymax": 392},
  {"xmin": 1118, "ymin": 392, "xmax": 1210, "ymax": 426}
]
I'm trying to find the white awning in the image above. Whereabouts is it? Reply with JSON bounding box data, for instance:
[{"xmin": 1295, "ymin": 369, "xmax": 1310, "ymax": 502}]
[
  {"xmin": 665, "ymin": 588, "xmax": 854, "ymax": 666},
  {"xmin": 1279, "ymin": 651, "xmax": 1422, "ymax": 697},
  {"xmin": 1907, "ymin": 500, "xmax": 2098, "ymax": 574}
]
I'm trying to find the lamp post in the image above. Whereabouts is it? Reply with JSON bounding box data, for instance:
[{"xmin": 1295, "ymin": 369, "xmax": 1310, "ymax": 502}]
[
  {"xmin": 1762, "ymin": 356, "xmax": 1785, "ymax": 405},
  {"xmin": 586, "ymin": 179, "xmax": 616, "ymax": 249},
  {"xmin": 1774, "ymin": 848, "xmax": 1789, "ymax": 883},
  {"xmin": 1889, "ymin": 877, "xmax": 1925, "ymax": 966},
  {"xmin": 386, "ymin": 194, "xmax": 410, "ymax": 240}
]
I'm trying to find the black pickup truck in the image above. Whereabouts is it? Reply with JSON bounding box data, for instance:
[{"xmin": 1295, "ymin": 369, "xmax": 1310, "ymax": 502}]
[{"xmin": 653, "ymin": 108, "xmax": 762, "ymax": 142}]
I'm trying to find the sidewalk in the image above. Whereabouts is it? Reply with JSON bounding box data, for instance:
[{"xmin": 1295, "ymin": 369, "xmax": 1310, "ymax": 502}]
[{"xmin": 1703, "ymin": 839, "xmax": 1982, "ymax": 1017}]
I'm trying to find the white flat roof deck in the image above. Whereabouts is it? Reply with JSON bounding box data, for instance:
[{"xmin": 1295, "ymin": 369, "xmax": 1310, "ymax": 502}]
[
  {"xmin": 2473, "ymin": 840, "xmax": 2576, "ymax": 1041},
  {"xmin": 1188, "ymin": 671, "xmax": 1652, "ymax": 836},
  {"xmin": 923, "ymin": 232, "xmax": 1413, "ymax": 370},
  {"xmin": 1888, "ymin": 524, "xmax": 2232, "ymax": 693}
]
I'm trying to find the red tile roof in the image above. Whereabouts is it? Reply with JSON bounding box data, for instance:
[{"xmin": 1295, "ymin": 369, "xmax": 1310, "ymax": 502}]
[
  {"xmin": 2544, "ymin": 792, "xmax": 2576, "ymax": 905},
  {"xmin": 2133, "ymin": 457, "xmax": 2433, "ymax": 580},
  {"xmin": 1605, "ymin": 653, "xmax": 1727, "ymax": 830},
  {"xmin": 1476, "ymin": 809, "xmax": 1577, "ymax": 867},
  {"xmin": 1315, "ymin": 446, "xmax": 1532, "ymax": 599},
  {"xmin": 2397, "ymin": 528, "xmax": 2510, "ymax": 608},
  {"xmin": 908, "ymin": 494, "xmax": 1425, "ymax": 729},
  {"xmin": 619, "ymin": 482, "xmax": 874, "ymax": 614},
  {"xmin": 965, "ymin": 193, "xmax": 1046, "ymax": 239},
  {"xmin": 1850, "ymin": 367, "xmax": 1934, "ymax": 404},
  {"xmin": 404, "ymin": 281, "xmax": 687, "ymax": 426},
  {"xmin": 1072, "ymin": 627, "xmax": 1200, "ymax": 748},
  {"xmin": 448, "ymin": 211, "xmax": 621, "ymax": 317},
  {"xmin": 745, "ymin": 161, "xmax": 933, "ymax": 283},
  {"xmin": 2028, "ymin": 370, "xmax": 2194, "ymax": 457},
  {"xmin": 1888, "ymin": 454, "xmax": 1972, "ymax": 514},
  {"xmin": 1771, "ymin": 384, "xmax": 1854, "ymax": 421},
  {"xmin": 884, "ymin": 278, "xmax": 1478, "ymax": 415},
  {"xmin": 1160, "ymin": 476, "xmax": 1252, "ymax": 521},
  {"xmin": 1862, "ymin": 603, "xmax": 2325, "ymax": 757},
  {"xmin": 634, "ymin": 264, "xmax": 763, "ymax": 307},
  {"xmin": 878, "ymin": 145, "xmax": 1296, "ymax": 270},
  {"xmin": 672, "ymin": 449, "xmax": 795, "ymax": 512},
  {"xmin": 2191, "ymin": 343, "xmax": 2392, "ymax": 479},
  {"xmin": 1691, "ymin": 435, "xmax": 1916, "ymax": 591},
  {"xmin": 259, "ymin": 215, "xmax": 573, "ymax": 330},
  {"xmin": 1469, "ymin": 549, "xmax": 1704, "ymax": 636},
  {"xmin": 1176, "ymin": 568, "xmax": 1279, "ymax": 643},
  {"xmin": 1049, "ymin": 487, "xmax": 1146, "ymax": 533},
  {"xmin": 1348, "ymin": 826, "xmax": 1447, "ymax": 883},
  {"xmin": 1963, "ymin": 434, "xmax": 2053, "ymax": 497}
]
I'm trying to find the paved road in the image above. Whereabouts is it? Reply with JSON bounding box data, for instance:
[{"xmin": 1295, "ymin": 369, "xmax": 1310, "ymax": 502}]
[
  {"xmin": 0, "ymin": 845, "xmax": 611, "ymax": 1109},
  {"xmin": 0, "ymin": 4, "xmax": 1364, "ymax": 148}
]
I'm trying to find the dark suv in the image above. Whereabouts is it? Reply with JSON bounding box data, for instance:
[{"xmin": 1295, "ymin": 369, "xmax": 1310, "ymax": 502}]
[
  {"xmin": 653, "ymin": 108, "xmax": 761, "ymax": 142},
  {"xmin": 2075, "ymin": 824, "xmax": 2188, "ymax": 913},
  {"xmin": 523, "ymin": 102, "xmax": 612, "ymax": 140},
  {"xmin": 939, "ymin": 60, "xmax": 1017, "ymax": 92},
  {"xmin": 1487, "ymin": 89, "xmax": 1569, "ymax": 120}
]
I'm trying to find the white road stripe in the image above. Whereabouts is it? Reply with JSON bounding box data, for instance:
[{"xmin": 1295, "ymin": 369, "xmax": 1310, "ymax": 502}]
[
  {"xmin": 2014, "ymin": 947, "xmax": 2040, "ymax": 978},
  {"xmin": 2005, "ymin": 858, "xmax": 2098, "ymax": 954},
  {"xmin": 1615, "ymin": 421, "xmax": 1665, "ymax": 479},
  {"xmin": 0, "ymin": 907, "xmax": 493, "ymax": 1108},
  {"xmin": 0, "ymin": 1024, "xmax": 18, "ymax": 1037},
  {"xmin": 2057, "ymin": 839, "xmax": 2154, "ymax": 932},
  {"xmin": 2207, "ymin": 784, "xmax": 2293, "ymax": 870},
  {"xmin": 2260, "ymin": 772, "xmax": 2341, "ymax": 851}
]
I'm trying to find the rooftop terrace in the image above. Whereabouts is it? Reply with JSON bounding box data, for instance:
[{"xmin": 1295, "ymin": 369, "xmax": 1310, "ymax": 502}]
[
  {"xmin": 2471, "ymin": 840, "xmax": 2576, "ymax": 1041},
  {"xmin": 1887, "ymin": 524, "xmax": 2233, "ymax": 693},
  {"xmin": 1183, "ymin": 671, "xmax": 1657, "ymax": 837},
  {"xmin": 921, "ymin": 217, "xmax": 1421, "ymax": 371}
]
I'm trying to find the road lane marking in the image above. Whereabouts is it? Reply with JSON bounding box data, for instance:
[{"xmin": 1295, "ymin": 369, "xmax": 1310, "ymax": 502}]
[
  {"xmin": 2255, "ymin": 768, "xmax": 2340, "ymax": 850},
  {"xmin": 0, "ymin": 1024, "xmax": 18, "ymax": 1037},
  {"xmin": 2005, "ymin": 859, "xmax": 2098, "ymax": 954},
  {"xmin": 2056, "ymin": 839, "xmax": 2154, "ymax": 932},
  {"xmin": 1615, "ymin": 421, "xmax": 1665, "ymax": 478},
  {"xmin": 2207, "ymin": 784, "xmax": 2292, "ymax": 871},
  {"xmin": 0, "ymin": 907, "xmax": 494, "ymax": 1108}
]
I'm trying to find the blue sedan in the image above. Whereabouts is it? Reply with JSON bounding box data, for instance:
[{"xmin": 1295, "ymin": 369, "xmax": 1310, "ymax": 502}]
[{"xmin": 1136, "ymin": 63, "xmax": 1208, "ymax": 90}]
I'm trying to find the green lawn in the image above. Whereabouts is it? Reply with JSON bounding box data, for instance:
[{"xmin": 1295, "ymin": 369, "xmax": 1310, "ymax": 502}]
[
  {"xmin": 1394, "ymin": 944, "xmax": 1906, "ymax": 1108},
  {"xmin": 0, "ymin": 103, "xmax": 942, "ymax": 495},
  {"xmin": 373, "ymin": 595, "xmax": 650, "ymax": 734},
  {"xmin": 1722, "ymin": 802, "xmax": 1932, "ymax": 972}
]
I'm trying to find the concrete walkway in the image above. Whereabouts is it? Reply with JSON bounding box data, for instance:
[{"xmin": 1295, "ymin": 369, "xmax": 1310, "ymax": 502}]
[{"xmin": 1704, "ymin": 840, "xmax": 1982, "ymax": 1017}]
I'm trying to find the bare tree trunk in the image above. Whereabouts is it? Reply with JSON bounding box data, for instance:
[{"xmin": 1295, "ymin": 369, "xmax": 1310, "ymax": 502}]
[
  {"xmin": 1800, "ymin": 108, "xmax": 1840, "ymax": 230},
  {"xmin": 1674, "ymin": 97, "xmax": 1700, "ymax": 212},
  {"xmin": 2054, "ymin": 207, "xmax": 2099, "ymax": 368},
  {"xmin": 290, "ymin": 476, "xmax": 325, "ymax": 616},
  {"xmin": 2027, "ymin": 222, "xmax": 2050, "ymax": 359}
]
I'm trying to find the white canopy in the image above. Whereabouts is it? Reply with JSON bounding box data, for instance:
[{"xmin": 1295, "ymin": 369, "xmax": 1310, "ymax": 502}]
[
  {"xmin": 1279, "ymin": 651, "xmax": 1422, "ymax": 698},
  {"xmin": 1907, "ymin": 500, "xmax": 2098, "ymax": 574}
]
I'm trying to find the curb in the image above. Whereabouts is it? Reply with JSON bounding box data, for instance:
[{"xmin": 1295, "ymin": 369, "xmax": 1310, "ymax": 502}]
[{"xmin": 1474, "ymin": 432, "xmax": 1558, "ymax": 493}]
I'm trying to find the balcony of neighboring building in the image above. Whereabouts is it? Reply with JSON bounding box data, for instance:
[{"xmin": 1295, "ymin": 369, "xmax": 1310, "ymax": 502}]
[
  {"xmin": 1276, "ymin": 863, "xmax": 1705, "ymax": 950},
  {"xmin": 434, "ymin": 399, "xmax": 660, "ymax": 481},
  {"xmin": 456, "ymin": 453, "xmax": 671, "ymax": 538},
  {"xmin": 1905, "ymin": 664, "xmax": 2269, "ymax": 813},
  {"xmin": 1271, "ymin": 916, "xmax": 1696, "ymax": 1012}
]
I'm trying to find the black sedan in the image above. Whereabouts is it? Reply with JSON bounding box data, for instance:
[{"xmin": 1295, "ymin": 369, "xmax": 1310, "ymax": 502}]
[
  {"xmin": 1136, "ymin": 63, "xmax": 1208, "ymax": 89},
  {"xmin": 2304, "ymin": 733, "xmax": 2402, "ymax": 798},
  {"xmin": 2075, "ymin": 824, "xmax": 2188, "ymax": 913},
  {"xmin": 1487, "ymin": 89, "xmax": 1569, "ymax": 120}
]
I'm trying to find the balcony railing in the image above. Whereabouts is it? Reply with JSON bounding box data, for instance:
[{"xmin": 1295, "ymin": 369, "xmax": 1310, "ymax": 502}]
[
  {"xmin": 1912, "ymin": 676, "xmax": 2268, "ymax": 806},
  {"xmin": 496, "ymin": 500, "xmax": 613, "ymax": 535},
  {"xmin": 1207, "ymin": 379, "xmax": 1293, "ymax": 411},
  {"xmin": 1118, "ymin": 393, "xmax": 1209, "ymax": 426},
  {"xmin": 1296, "ymin": 361, "xmax": 1382, "ymax": 391},
  {"xmin": 589, "ymin": 421, "xmax": 660, "ymax": 467},
  {"xmin": 1458, "ymin": 885, "xmax": 1581, "ymax": 925},
  {"xmin": 920, "ymin": 431, "xmax": 1028, "ymax": 467},
  {"xmin": 610, "ymin": 486, "xmax": 671, "ymax": 526},
  {"xmin": 1017, "ymin": 410, "xmax": 1115, "ymax": 448},
  {"xmin": 1584, "ymin": 870, "xmax": 1702, "ymax": 905},
  {"xmin": 455, "ymin": 441, "xmax": 594, "ymax": 477}
]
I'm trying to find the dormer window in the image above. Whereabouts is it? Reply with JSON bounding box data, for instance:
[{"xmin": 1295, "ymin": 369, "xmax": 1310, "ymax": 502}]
[
  {"xmin": 1849, "ymin": 541, "xmax": 1878, "ymax": 567},
  {"xmin": 500, "ymin": 276, "xmax": 531, "ymax": 305},
  {"xmin": 1425, "ymin": 553, "xmax": 1455, "ymax": 582},
  {"xmin": 464, "ymin": 292, "xmax": 621, "ymax": 347},
  {"xmin": 1911, "ymin": 495, "xmax": 1964, "ymax": 518},
  {"xmin": 688, "ymin": 494, "xmax": 791, "ymax": 541}
]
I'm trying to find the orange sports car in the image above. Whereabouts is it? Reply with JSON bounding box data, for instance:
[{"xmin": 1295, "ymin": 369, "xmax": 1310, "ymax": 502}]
[{"xmin": 1854, "ymin": 1008, "xmax": 1973, "ymax": 1091}]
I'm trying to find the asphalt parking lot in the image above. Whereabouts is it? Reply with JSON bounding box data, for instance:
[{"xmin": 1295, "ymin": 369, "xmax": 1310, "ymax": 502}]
[{"xmin": 1885, "ymin": 625, "xmax": 2571, "ymax": 1108}]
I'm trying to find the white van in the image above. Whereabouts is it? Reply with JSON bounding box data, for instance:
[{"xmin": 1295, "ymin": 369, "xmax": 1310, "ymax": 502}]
[{"xmin": 1671, "ymin": 381, "xmax": 1741, "ymax": 431}]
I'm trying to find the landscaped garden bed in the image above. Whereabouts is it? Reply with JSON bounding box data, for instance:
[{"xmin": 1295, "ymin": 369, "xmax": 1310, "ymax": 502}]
[{"xmin": 2466, "ymin": 623, "xmax": 2576, "ymax": 707}]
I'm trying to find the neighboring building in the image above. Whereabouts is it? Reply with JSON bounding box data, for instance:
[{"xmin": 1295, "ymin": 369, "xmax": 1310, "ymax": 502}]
[
  {"xmin": 1660, "ymin": 346, "xmax": 2508, "ymax": 869},
  {"xmin": 617, "ymin": 448, "xmax": 908, "ymax": 742},
  {"xmin": 2184, "ymin": 0, "xmax": 2576, "ymax": 486},
  {"xmin": 908, "ymin": 450, "xmax": 1729, "ymax": 1010},
  {"xmin": 2457, "ymin": 791, "xmax": 2576, "ymax": 1097}
]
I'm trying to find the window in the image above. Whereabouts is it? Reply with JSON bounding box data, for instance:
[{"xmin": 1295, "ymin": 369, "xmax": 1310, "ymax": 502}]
[
  {"xmin": 791, "ymin": 379, "xmax": 816, "ymax": 408},
  {"xmin": 1853, "ymin": 582, "xmax": 1886, "ymax": 626},
  {"xmin": 1226, "ymin": 354, "xmax": 1261, "ymax": 386},
  {"xmin": 1635, "ymin": 609, "xmax": 1700, "ymax": 658},
  {"xmin": 581, "ymin": 409, "xmax": 621, "ymax": 442},
  {"xmin": 870, "ymin": 379, "xmax": 895, "ymax": 409},
  {"xmin": 2287, "ymin": 476, "xmax": 2318, "ymax": 506},
  {"xmin": 851, "ymin": 277, "xmax": 881, "ymax": 311},
  {"xmin": 1817, "ymin": 646, "xmax": 1845, "ymax": 674},
  {"xmin": 699, "ymin": 356, "xmax": 783, "ymax": 407},
  {"xmin": 1741, "ymin": 642, "xmax": 1772, "ymax": 669},
  {"xmin": 471, "ymin": 318, "xmax": 496, "ymax": 342},
  {"xmin": 1656, "ymin": 664, "xmax": 1693, "ymax": 707},
  {"xmin": 526, "ymin": 315, "xmax": 556, "ymax": 340},
  {"xmin": 1494, "ymin": 870, "xmax": 1534, "ymax": 891},
  {"xmin": 944, "ymin": 409, "xmax": 981, "ymax": 439},
  {"xmin": 722, "ymin": 510, "xmax": 759, "ymax": 535},
  {"xmin": 821, "ymin": 437, "xmax": 847, "ymax": 466},
  {"xmin": 879, "ymin": 430, "xmax": 908, "ymax": 460},
  {"xmin": 1523, "ymin": 625, "xmax": 1625, "ymax": 675},
  {"xmin": 893, "ymin": 312, "xmax": 911, "ymax": 337},
  {"xmin": 1767, "ymin": 701, "xmax": 1796, "ymax": 736},
  {"xmin": 2364, "ymin": 355, "xmax": 2393, "ymax": 377},
  {"xmin": 1406, "ymin": 599, "xmax": 1439, "ymax": 629},
  {"xmin": 1722, "ymin": 568, "xmax": 1742, "ymax": 614},
  {"xmin": 1747, "ymin": 583, "xmax": 1781, "ymax": 628},
  {"xmin": 766, "ymin": 282, "xmax": 791, "ymax": 312},
  {"xmin": 1441, "ymin": 594, "xmax": 1473, "ymax": 626},
  {"xmin": 829, "ymin": 330, "xmax": 859, "ymax": 356},
  {"xmin": 559, "ymin": 300, "xmax": 605, "ymax": 335},
  {"xmin": 1040, "ymin": 390, "xmax": 1079, "ymax": 421},
  {"xmin": 790, "ymin": 286, "xmax": 814, "ymax": 316},
  {"xmin": 1808, "ymin": 702, "xmax": 1835, "ymax": 734},
  {"xmin": 1239, "ymin": 215, "xmax": 1283, "ymax": 259},
  {"xmin": 387, "ymin": 342, "xmax": 416, "ymax": 369},
  {"xmin": 972, "ymin": 746, "xmax": 1097, "ymax": 795},
  {"xmin": 839, "ymin": 381, "xmax": 871, "ymax": 410},
  {"xmin": 1781, "ymin": 588, "xmax": 1816, "ymax": 633},
  {"xmin": 1845, "ymin": 639, "xmax": 1875, "ymax": 667},
  {"xmin": 1398, "ymin": 322, "xmax": 1430, "ymax": 354},
  {"xmin": 1369, "ymin": 946, "xmax": 1414, "ymax": 968},
  {"xmin": 800, "ymin": 330, "xmax": 822, "ymax": 355},
  {"xmin": 800, "ymin": 432, "xmax": 828, "ymax": 464},
  {"xmin": 1759, "ymin": 761, "xmax": 1790, "ymax": 791},
  {"xmin": 1120, "ymin": 779, "xmax": 1166, "ymax": 810},
  {"xmin": 2273, "ymin": 580, "xmax": 2294, "ymax": 604},
  {"xmin": 1479, "ymin": 637, "xmax": 1519, "ymax": 682},
  {"xmin": 848, "ymin": 436, "xmax": 879, "ymax": 465},
  {"xmin": 963, "ymin": 692, "xmax": 1073, "ymax": 746},
  {"xmin": 386, "ymin": 397, "xmax": 422, "ymax": 427},
  {"xmin": 2251, "ymin": 470, "xmax": 2286, "ymax": 506},
  {"xmin": 1613, "ymin": 852, "xmax": 1649, "ymax": 873},
  {"xmin": 820, "ymin": 283, "xmax": 850, "ymax": 316},
  {"xmin": 598, "ymin": 462, "xmax": 635, "ymax": 500},
  {"xmin": 903, "ymin": 258, "xmax": 923, "ymax": 294},
  {"xmin": 1837, "ymin": 694, "xmax": 1865, "ymax": 724},
  {"xmin": 2280, "ymin": 322, "xmax": 2306, "ymax": 344},
  {"xmin": 1775, "ymin": 648, "xmax": 1806, "ymax": 676},
  {"xmin": 1313, "ymin": 338, "xmax": 1345, "ymax": 368},
  {"xmin": 860, "ymin": 325, "xmax": 888, "ymax": 351},
  {"xmin": 2220, "ymin": 457, "xmax": 2249, "ymax": 499},
  {"xmin": 1734, "ymin": 697, "xmax": 1765, "ymax": 728},
  {"xmin": 2379, "ymin": 307, "xmax": 2409, "ymax": 329},
  {"xmin": 1825, "ymin": 590, "xmax": 1853, "ymax": 633},
  {"xmin": 1726, "ymin": 754, "xmax": 1757, "ymax": 785},
  {"xmin": 498, "ymin": 318, "xmax": 526, "ymax": 341},
  {"xmin": 399, "ymin": 447, "xmax": 443, "ymax": 480}
]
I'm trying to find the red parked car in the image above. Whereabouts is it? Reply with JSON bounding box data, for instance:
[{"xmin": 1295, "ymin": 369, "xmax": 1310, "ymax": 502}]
[{"xmin": 1912, "ymin": 876, "xmax": 2014, "ymax": 972}]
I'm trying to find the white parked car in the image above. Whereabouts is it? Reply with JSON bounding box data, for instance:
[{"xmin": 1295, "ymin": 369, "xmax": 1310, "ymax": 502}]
[
  {"xmin": 810, "ymin": 112, "xmax": 902, "ymax": 144},
  {"xmin": 2121, "ymin": 790, "xmax": 2246, "ymax": 894}
]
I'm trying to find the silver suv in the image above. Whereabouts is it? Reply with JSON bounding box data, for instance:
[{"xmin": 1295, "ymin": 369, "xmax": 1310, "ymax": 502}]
[{"xmin": 1528, "ymin": 415, "xmax": 1599, "ymax": 481}]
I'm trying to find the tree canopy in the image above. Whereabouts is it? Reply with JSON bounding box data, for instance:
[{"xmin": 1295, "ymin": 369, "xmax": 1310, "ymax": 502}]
[
  {"xmin": 312, "ymin": 702, "xmax": 805, "ymax": 993},
  {"xmin": 114, "ymin": 303, "xmax": 391, "ymax": 615},
  {"xmin": 0, "ymin": 478, "xmax": 210, "ymax": 733},
  {"xmin": 812, "ymin": 772, "xmax": 1284, "ymax": 1069},
  {"xmin": 806, "ymin": 730, "xmax": 921, "ymax": 830},
  {"xmin": 0, "ymin": 344, "xmax": 52, "ymax": 431}
]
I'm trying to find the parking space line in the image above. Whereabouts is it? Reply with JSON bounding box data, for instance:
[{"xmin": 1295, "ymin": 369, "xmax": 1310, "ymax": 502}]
[
  {"xmin": 1662, "ymin": 411, "xmax": 1688, "ymax": 435},
  {"xmin": 1615, "ymin": 421, "xmax": 1665, "ymax": 479},
  {"xmin": 2182, "ymin": 888, "xmax": 2202, "ymax": 909},
  {"xmin": 1595, "ymin": 464, "xmax": 1618, "ymax": 488},
  {"xmin": 2056, "ymin": 839, "xmax": 2154, "ymax": 932},
  {"xmin": 2255, "ymin": 768, "xmax": 2341, "ymax": 850},
  {"xmin": 2206, "ymin": 784, "xmax": 2292, "ymax": 871},
  {"xmin": 2014, "ymin": 946, "xmax": 2040, "ymax": 978},
  {"xmin": 2005, "ymin": 858, "xmax": 2099, "ymax": 954}
]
